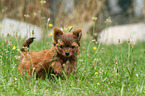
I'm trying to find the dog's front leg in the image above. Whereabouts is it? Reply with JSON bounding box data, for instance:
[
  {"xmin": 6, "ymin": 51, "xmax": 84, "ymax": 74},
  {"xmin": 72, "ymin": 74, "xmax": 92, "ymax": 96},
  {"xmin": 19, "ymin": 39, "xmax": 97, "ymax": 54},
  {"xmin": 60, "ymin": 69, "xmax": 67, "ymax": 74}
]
[
  {"xmin": 67, "ymin": 60, "xmax": 77, "ymax": 77},
  {"xmin": 51, "ymin": 61, "xmax": 63, "ymax": 76}
]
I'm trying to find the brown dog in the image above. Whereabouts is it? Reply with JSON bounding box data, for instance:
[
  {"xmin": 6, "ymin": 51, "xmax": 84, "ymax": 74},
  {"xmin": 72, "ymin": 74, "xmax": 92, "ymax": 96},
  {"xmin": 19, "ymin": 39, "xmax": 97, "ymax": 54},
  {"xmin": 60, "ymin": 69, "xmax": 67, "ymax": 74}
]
[{"xmin": 18, "ymin": 28, "xmax": 82, "ymax": 79}]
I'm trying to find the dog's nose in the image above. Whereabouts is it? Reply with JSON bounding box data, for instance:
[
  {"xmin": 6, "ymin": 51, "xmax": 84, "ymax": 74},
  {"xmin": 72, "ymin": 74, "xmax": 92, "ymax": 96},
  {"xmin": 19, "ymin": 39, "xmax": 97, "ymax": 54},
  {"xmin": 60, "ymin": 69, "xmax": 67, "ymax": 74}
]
[{"xmin": 65, "ymin": 52, "xmax": 70, "ymax": 56}]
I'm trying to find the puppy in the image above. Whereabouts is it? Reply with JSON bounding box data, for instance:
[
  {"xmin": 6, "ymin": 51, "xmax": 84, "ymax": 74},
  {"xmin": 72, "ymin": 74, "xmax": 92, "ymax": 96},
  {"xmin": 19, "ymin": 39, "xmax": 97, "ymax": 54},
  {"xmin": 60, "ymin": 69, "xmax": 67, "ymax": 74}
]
[{"xmin": 18, "ymin": 28, "xmax": 82, "ymax": 79}]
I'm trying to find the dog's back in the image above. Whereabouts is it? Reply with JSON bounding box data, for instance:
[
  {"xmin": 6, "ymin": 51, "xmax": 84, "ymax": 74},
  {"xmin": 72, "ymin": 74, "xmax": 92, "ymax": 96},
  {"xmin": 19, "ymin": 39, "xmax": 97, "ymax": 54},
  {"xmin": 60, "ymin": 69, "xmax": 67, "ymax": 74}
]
[{"xmin": 18, "ymin": 37, "xmax": 55, "ymax": 78}]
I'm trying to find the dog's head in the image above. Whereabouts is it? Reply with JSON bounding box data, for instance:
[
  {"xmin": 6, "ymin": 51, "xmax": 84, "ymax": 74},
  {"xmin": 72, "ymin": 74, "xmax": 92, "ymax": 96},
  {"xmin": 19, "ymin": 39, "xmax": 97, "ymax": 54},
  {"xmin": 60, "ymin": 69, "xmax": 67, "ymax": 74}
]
[{"xmin": 53, "ymin": 28, "xmax": 82, "ymax": 57}]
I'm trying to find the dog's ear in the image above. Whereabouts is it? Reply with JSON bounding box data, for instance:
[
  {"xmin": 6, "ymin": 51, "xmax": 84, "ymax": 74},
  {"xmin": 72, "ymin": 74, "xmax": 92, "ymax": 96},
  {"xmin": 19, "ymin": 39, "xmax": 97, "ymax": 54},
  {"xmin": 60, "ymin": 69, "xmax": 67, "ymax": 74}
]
[
  {"xmin": 73, "ymin": 29, "xmax": 82, "ymax": 41},
  {"xmin": 54, "ymin": 28, "xmax": 63, "ymax": 41}
]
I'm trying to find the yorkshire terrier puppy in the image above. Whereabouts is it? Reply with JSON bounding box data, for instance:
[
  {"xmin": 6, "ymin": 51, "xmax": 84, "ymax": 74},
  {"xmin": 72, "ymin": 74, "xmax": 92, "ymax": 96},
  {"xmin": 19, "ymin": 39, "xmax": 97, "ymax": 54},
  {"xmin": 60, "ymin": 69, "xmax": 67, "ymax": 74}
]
[{"xmin": 18, "ymin": 28, "xmax": 82, "ymax": 79}]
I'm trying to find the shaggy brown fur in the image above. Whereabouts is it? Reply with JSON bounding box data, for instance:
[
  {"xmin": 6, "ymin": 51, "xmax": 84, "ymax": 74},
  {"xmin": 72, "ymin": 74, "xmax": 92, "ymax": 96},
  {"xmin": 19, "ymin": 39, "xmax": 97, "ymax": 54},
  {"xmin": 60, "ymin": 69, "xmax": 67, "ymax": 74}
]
[{"xmin": 18, "ymin": 28, "xmax": 82, "ymax": 79}]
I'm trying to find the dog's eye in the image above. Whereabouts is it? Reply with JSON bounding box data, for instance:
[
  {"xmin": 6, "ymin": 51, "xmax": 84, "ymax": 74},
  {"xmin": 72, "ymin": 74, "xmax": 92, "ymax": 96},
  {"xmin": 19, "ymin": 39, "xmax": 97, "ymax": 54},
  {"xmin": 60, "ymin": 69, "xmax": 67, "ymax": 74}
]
[
  {"xmin": 60, "ymin": 45, "xmax": 63, "ymax": 49},
  {"xmin": 71, "ymin": 46, "xmax": 75, "ymax": 49}
]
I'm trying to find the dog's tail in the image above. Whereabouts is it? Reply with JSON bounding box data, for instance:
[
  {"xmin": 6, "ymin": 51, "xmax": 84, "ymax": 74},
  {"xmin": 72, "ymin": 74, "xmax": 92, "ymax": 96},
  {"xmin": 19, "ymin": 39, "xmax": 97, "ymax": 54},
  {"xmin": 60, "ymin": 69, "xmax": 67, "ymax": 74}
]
[{"xmin": 21, "ymin": 37, "xmax": 35, "ymax": 52}]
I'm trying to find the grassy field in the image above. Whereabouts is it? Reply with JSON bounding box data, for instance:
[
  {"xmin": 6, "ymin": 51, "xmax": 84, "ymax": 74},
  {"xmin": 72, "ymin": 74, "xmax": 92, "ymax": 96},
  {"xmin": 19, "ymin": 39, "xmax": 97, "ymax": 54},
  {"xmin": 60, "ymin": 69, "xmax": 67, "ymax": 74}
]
[{"xmin": 0, "ymin": 36, "xmax": 145, "ymax": 96}]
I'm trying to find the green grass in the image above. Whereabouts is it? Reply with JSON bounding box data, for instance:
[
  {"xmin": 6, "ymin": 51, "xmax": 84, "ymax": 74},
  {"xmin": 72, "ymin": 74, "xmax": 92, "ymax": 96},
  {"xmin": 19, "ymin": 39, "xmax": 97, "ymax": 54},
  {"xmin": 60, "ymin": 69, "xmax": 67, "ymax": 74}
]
[{"xmin": 0, "ymin": 36, "xmax": 145, "ymax": 96}]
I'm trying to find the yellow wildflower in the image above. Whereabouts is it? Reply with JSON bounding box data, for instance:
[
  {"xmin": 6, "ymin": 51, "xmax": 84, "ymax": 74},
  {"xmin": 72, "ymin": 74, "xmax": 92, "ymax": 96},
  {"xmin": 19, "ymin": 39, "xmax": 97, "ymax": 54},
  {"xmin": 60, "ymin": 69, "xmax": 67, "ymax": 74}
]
[
  {"xmin": 0, "ymin": 24, "xmax": 2, "ymax": 28},
  {"xmin": 64, "ymin": 28, "xmax": 67, "ymax": 31},
  {"xmin": 13, "ymin": 46, "xmax": 16, "ymax": 50},
  {"xmin": 93, "ymin": 47, "xmax": 97, "ymax": 50},
  {"xmin": 49, "ymin": 32, "xmax": 53, "ymax": 36},
  {"xmin": 68, "ymin": 26, "xmax": 73, "ymax": 29},
  {"xmin": 32, "ymin": 30, "xmax": 34, "ymax": 35},
  {"xmin": 118, "ymin": 39, "xmax": 120, "ymax": 43},
  {"xmin": 48, "ymin": 24, "xmax": 53, "ymax": 27},
  {"xmin": 95, "ymin": 72, "xmax": 98, "ymax": 75},
  {"xmin": 128, "ymin": 39, "xmax": 131, "ymax": 43}
]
